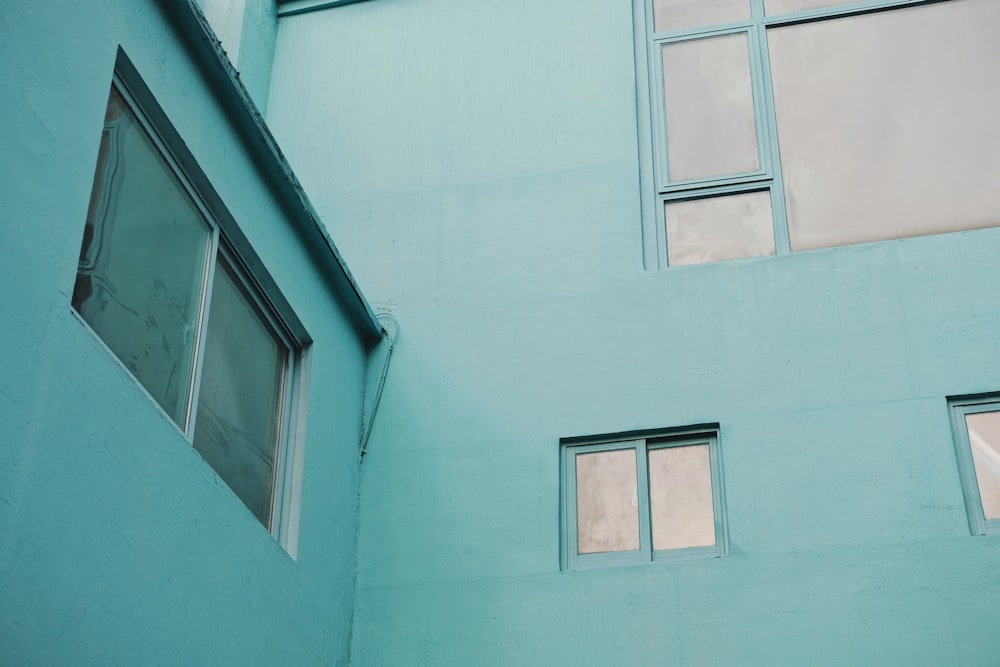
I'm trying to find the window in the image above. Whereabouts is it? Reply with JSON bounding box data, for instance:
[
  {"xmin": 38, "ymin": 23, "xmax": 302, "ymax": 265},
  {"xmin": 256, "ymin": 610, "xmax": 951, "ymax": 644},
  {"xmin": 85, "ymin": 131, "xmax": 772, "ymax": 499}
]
[
  {"xmin": 634, "ymin": 0, "xmax": 1000, "ymax": 268},
  {"xmin": 949, "ymin": 396, "xmax": 1000, "ymax": 536},
  {"xmin": 72, "ymin": 73, "xmax": 307, "ymax": 541},
  {"xmin": 560, "ymin": 427, "xmax": 728, "ymax": 570}
]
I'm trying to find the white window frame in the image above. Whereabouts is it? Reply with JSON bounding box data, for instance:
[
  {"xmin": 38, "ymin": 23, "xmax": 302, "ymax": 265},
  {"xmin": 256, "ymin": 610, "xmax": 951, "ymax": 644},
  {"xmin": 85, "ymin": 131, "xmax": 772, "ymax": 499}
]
[{"xmin": 73, "ymin": 55, "xmax": 311, "ymax": 547}]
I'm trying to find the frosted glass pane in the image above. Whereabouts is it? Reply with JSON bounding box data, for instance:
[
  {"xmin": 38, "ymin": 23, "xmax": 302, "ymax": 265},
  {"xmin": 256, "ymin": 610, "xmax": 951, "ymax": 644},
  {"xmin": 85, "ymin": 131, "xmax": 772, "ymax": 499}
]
[
  {"xmin": 648, "ymin": 445, "xmax": 715, "ymax": 551},
  {"xmin": 653, "ymin": 0, "xmax": 750, "ymax": 32},
  {"xmin": 666, "ymin": 191, "xmax": 774, "ymax": 266},
  {"xmin": 576, "ymin": 449, "xmax": 640, "ymax": 554},
  {"xmin": 765, "ymin": 0, "xmax": 856, "ymax": 15},
  {"xmin": 662, "ymin": 34, "xmax": 759, "ymax": 181},
  {"xmin": 966, "ymin": 412, "xmax": 1000, "ymax": 521},
  {"xmin": 193, "ymin": 260, "xmax": 288, "ymax": 527},
  {"xmin": 72, "ymin": 86, "xmax": 212, "ymax": 428},
  {"xmin": 769, "ymin": 0, "xmax": 1000, "ymax": 251}
]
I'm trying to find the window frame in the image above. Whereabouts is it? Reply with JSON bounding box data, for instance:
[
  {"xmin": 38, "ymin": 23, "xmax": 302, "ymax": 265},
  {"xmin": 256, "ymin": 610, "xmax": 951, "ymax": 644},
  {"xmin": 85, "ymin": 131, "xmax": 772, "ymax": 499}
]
[
  {"xmin": 948, "ymin": 394, "xmax": 1000, "ymax": 537},
  {"xmin": 560, "ymin": 426, "xmax": 728, "ymax": 571},
  {"xmin": 633, "ymin": 0, "xmax": 964, "ymax": 268},
  {"xmin": 73, "ymin": 56, "xmax": 311, "ymax": 546}
]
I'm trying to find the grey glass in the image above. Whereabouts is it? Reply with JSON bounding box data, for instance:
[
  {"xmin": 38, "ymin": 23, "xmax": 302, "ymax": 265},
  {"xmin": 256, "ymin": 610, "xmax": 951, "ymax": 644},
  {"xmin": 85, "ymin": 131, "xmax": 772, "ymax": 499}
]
[
  {"xmin": 73, "ymin": 86, "xmax": 212, "ymax": 428},
  {"xmin": 648, "ymin": 445, "xmax": 715, "ymax": 551},
  {"xmin": 769, "ymin": 0, "xmax": 1000, "ymax": 251},
  {"xmin": 765, "ymin": 0, "xmax": 857, "ymax": 15},
  {"xmin": 662, "ymin": 33, "xmax": 759, "ymax": 182},
  {"xmin": 653, "ymin": 0, "xmax": 751, "ymax": 33},
  {"xmin": 666, "ymin": 191, "xmax": 774, "ymax": 266},
  {"xmin": 966, "ymin": 412, "xmax": 1000, "ymax": 521},
  {"xmin": 576, "ymin": 449, "xmax": 640, "ymax": 554},
  {"xmin": 193, "ymin": 259, "xmax": 288, "ymax": 527}
]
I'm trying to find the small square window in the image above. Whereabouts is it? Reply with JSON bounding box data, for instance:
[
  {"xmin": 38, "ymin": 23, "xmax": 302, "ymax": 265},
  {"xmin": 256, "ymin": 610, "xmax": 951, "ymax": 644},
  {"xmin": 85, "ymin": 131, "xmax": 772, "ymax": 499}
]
[
  {"xmin": 949, "ymin": 396, "xmax": 1000, "ymax": 535},
  {"xmin": 72, "ymin": 75, "xmax": 305, "ymax": 540},
  {"xmin": 560, "ymin": 427, "xmax": 727, "ymax": 570}
]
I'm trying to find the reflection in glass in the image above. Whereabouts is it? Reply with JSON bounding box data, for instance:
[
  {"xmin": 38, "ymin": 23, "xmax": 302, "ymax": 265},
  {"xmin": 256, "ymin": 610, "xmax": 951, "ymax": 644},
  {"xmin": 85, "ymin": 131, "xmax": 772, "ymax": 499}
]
[
  {"xmin": 653, "ymin": 0, "xmax": 750, "ymax": 33},
  {"xmin": 666, "ymin": 191, "xmax": 774, "ymax": 266},
  {"xmin": 648, "ymin": 445, "xmax": 715, "ymax": 551},
  {"xmin": 966, "ymin": 412, "xmax": 1000, "ymax": 520},
  {"xmin": 662, "ymin": 34, "xmax": 759, "ymax": 181},
  {"xmin": 769, "ymin": 0, "xmax": 1000, "ymax": 251},
  {"xmin": 576, "ymin": 449, "xmax": 640, "ymax": 554},
  {"xmin": 193, "ymin": 260, "xmax": 288, "ymax": 527},
  {"xmin": 72, "ymin": 86, "xmax": 212, "ymax": 428},
  {"xmin": 765, "ymin": 0, "xmax": 856, "ymax": 15}
]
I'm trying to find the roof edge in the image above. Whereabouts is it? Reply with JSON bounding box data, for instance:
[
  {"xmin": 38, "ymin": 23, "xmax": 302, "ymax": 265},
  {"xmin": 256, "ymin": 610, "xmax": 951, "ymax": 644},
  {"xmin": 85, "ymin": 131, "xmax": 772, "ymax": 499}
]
[{"xmin": 155, "ymin": 0, "xmax": 385, "ymax": 343}]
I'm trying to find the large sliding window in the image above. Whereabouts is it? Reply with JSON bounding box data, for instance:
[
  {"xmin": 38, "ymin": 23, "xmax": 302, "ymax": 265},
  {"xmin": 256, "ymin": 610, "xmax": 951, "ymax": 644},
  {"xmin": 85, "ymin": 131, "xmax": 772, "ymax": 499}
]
[
  {"xmin": 73, "ymin": 70, "xmax": 308, "ymax": 542},
  {"xmin": 635, "ymin": 0, "xmax": 1000, "ymax": 267}
]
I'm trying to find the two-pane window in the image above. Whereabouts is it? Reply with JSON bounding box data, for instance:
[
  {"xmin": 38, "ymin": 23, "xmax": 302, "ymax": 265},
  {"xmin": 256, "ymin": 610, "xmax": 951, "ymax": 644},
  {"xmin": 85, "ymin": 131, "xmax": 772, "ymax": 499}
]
[
  {"xmin": 72, "ymin": 79, "xmax": 303, "ymax": 536},
  {"xmin": 561, "ymin": 429, "xmax": 727, "ymax": 570},
  {"xmin": 637, "ymin": 0, "xmax": 1000, "ymax": 268}
]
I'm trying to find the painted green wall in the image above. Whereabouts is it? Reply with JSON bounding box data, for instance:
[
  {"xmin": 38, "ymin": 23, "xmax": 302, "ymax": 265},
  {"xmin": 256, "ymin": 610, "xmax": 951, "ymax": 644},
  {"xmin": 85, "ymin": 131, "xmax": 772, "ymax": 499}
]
[
  {"xmin": 266, "ymin": 0, "xmax": 1000, "ymax": 664},
  {"xmin": 0, "ymin": 3, "xmax": 370, "ymax": 665}
]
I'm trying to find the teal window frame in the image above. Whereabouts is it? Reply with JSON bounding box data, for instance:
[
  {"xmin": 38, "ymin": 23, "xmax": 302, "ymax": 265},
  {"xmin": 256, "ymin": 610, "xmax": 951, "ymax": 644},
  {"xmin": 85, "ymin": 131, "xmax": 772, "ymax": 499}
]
[
  {"xmin": 74, "ymin": 53, "xmax": 311, "ymax": 547},
  {"xmin": 560, "ymin": 426, "xmax": 728, "ymax": 571},
  {"xmin": 633, "ymin": 0, "xmax": 965, "ymax": 269},
  {"xmin": 948, "ymin": 394, "xmax": 1000, "ymax": 537}
]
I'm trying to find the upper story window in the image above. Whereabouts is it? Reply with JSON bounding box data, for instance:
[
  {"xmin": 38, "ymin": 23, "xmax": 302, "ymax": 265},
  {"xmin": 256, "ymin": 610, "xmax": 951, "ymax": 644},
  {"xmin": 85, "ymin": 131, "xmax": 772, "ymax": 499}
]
[
  {"xmin": 560, "ymin": 427, "xmax": 728, "ymax": 570},
  {"xmin": 72, "ymin": 73, "xmax": 308, "ymax": 541},
  {"xmin": 634, "ymin": 0, "xmax": 1000, "ymax": 268}
]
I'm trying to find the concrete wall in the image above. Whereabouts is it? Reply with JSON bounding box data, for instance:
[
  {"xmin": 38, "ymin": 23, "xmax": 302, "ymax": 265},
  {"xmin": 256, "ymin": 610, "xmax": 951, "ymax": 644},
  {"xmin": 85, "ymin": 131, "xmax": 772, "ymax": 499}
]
[
  {"xmin": 267, "ymin": 0, "xmax": 1000, "ymax": 664},
  {"xmin": 0, "ymin": 3, "xmax": 369, "ymax": 665}
]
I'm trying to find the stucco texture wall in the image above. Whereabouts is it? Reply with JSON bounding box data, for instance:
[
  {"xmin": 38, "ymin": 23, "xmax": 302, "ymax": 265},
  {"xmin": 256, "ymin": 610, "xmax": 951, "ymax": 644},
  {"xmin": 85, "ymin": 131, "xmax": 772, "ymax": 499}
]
[
  {"xmin": 267, "ymin": 0, "xmax": 1000, "ymax": 665},
  {"xmin": 0, "ymin": 3, "xmax": 368, "ymax": 665}
]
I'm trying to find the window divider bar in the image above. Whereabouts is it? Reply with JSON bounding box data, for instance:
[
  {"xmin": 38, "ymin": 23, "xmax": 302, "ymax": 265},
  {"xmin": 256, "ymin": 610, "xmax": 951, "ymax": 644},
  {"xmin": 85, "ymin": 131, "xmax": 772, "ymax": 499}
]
[
  {"xmin": 652, "ymin": 22, "xmax": 756, "ymax": 44},
  {"xmin": 749, "ymin": 0, "xmax": 792, "ymax": 255},
  {"xmin": 633, "ymin": 0, "xmax": 661, "ymax": 270},
  {"xmin": 185, "ymin": 227, "xmax": 221, "ymax": 439},
  {"xmin": 761, "ymin": 0, "xmax": 951, "ymax": 28},
  {"xmin": 636, "ymin": 440, "xmax": 653, "ymax": 559},
  {"xmin": 708, "ymin": 433, "xmax": 730, "ymax": 555},
  {"xmin": 662, "ymin": 178, "xmax": 773, "ymax": 203}
]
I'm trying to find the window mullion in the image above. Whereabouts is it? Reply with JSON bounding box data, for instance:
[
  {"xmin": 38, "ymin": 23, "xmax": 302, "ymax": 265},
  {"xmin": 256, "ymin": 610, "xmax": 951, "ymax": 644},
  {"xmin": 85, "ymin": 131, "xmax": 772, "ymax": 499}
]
[
  {"xmin": 185, "ymin": 226, "xmax": 221, "ymax": 438},
  {"xmin": 749, "ymin": 1, "xmax": 792, "ymax": 255},
  {"xmin": 635, "ymin": 439, "xmax": 653, "ymax": 561},
  {"xmin": 271, "ymin": 353, "xmax": 296, "ymax": 539},
  {"xmin": 708, "ymin": 434, "xmax": 730, "ymax": 555}
]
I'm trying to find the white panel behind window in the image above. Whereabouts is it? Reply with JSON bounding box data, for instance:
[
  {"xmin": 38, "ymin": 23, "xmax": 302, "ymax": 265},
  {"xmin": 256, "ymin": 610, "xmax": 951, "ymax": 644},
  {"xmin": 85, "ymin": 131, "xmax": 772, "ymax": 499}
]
[{"xmin": 769, "ymin": 0, "xmax": 1000, "ymax": 251}]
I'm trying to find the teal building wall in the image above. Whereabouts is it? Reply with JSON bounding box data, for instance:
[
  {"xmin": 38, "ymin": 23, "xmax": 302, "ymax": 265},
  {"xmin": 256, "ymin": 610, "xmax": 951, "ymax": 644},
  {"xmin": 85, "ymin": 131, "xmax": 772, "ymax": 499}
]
[
  {"xmin": 0, "ymin": 2, "xmax": 379, "ymax": 665},
  {"xmin": 265, "ymin": 1, "xmax": 1000, "ymax": 665},
  {"xmin": 3, "ymin": 0, "xmax": 1000, "ymax": 665}
]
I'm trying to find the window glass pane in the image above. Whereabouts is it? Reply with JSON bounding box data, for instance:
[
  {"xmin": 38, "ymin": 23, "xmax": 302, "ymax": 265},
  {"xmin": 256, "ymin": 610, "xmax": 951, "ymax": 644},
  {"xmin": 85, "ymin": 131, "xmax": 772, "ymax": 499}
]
[
  {"xmin": 765, "ymin": 0, "xmax": 856, "ymax": 15},
  {"xmin": 653, "ymin": 0, "xmax": 750, "ymax": 33},
  {"xmin": 666, "ymin": 191, "xmax": 774, "ymax": 266},
  {"xmin": 72, "ymin": 86, "xmax": 212, "ymax": 428},
  {"xmin": 193, "ymin": 260, "xmax": 288, "ymax": 527},
  {"xmin": 648, "ymin": 444, "xmax": 715, "ymax": 551},
  {"xmin": 966, "ymin": 412, "xmax": 1000, "ymax": 521},
  {"xmin": 768, "ymin": 0, "xmax": 1000, "ymax": 251},
  {"xmin": 662, "ymin": 34, "xmax": 759, "ymax": 181},
  {"xmin": 576, "ymin": 449, "xmax": 640, "ymax": 554}
]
